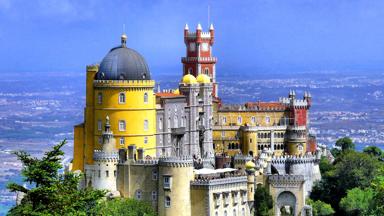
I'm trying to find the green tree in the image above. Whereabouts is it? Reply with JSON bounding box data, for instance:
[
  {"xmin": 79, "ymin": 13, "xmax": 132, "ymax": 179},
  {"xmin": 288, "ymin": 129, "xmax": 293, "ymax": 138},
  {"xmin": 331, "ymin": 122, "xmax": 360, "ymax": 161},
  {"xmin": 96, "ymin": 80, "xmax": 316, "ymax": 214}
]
[
  {"xmin": 307, "ymin": 199, "xmax": 334, "ymax": 216},
  {"xmin": 319, "ymin": 156, "xmax": 333, "ymax": 175},
  {"xmin": 254, "ymin": 186, "xmax": 273, "ymax": 216},
  {"xmin": 363, "ymin": 146, "xmax": 383, "ymax": 161},
  {"xmin": 339, "ymin": 187, "xmax": 374, "ymax": 215},
  {"xmin": 335, "ymin": 137, "xmax": 355, "ymax": 151},
  {"xmin": 96, "ymin": 198, "xmax": 157, "ymax": 216},
  {"xmin": 7, "ymin": 140, "xmax": 106, "ymax": 215},
  {"xmin": 310, "ymin": 150, "xmax": 382, "ymax": 214},
  {"xmin": 367, "ymin": 168, "xmax": 384, "ymax": 215}
]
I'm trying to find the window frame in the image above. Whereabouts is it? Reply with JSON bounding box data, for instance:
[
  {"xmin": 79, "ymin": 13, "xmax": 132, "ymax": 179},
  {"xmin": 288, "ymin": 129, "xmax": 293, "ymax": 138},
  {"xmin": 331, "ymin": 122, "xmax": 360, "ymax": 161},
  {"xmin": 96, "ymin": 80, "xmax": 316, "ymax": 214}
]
[
  {"xmin": 118, "ymin": 120, "xmax": 126, "ymax": 131},
  {"xmin": 119, "ymin": 92, "xmax": 126, "ymax": 104}
]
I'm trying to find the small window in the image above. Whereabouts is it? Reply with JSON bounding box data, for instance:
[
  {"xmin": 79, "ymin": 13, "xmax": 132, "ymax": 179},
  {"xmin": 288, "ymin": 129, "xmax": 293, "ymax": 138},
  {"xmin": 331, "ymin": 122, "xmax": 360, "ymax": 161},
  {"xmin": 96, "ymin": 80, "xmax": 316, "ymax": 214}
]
[
  {"xmin": 221, "ymin": 131, "xmax": 225, "ymax": 138},
  {"xmin": 144, "ymin": 136, "xmax": 148, "ymax": 144},
  {"xmin": 135, "ymin": 190, "xmax": 142, "ymax": 200},
  {"xmin": 233, "ymin": 209, "xmax": 237, "ymax": 216},
  {"xmin": 106, "ymin": 170, "xmax": 109, "ymax": 177},
  {"xmin": 98, "ymin": 136, "xmax": 103, "ymax": 144},
  {"xmin": 114, "ymin": 170, "xmax": 116, "ymax": 177},
  {"xmin": 188, "ymin": 68, "xmax": 193, "ymax": 74},
  {"xmin": 144, "ymin": 119, "xmax": 149, "ymax": 131},
  {"xmin": 164, "ymin": 176, "xmax": 171, "ymax": 189},
  {"xmin": 159, "ymin": 118, "xmax": 163, "ymax": 130},
  {"xmin": 119, "ymin": 120, "xmax": 126, "ymax": 131},
  {"xmin": 165, "ymin": 196, "xmax": 171, "ymax": 208},
  {"xmin": 265, "ymin": 116, "xmax": 270, "ymax": 124},
  {"xmin": 97, "ymin": 120, "xmax": 102, "ymax": 131},
  {"xmin": 152, "ymin": 170, "xmax": 158, "ymax": 180},
  {"xmin": 97, "ymin": 92, "xmax": 102, "ymax": 104},
  {"xmin": 144, "ymin": 92, "xmax": 148, "ymax": 104},
  {"xmin": 224, "ymin": 210, "xmax": 227, "ymax": 216},
  {"xmin": 98, "ymin": 170, "xmax": 100, "ymax": 178},
  {"xmin": 119, "ymin": 92, "xmax": 126, "ymax": 104},
  {"xmin": 204, "ymin": 67, "xmax": 209, "ymax": 75},
  {"xmin": 222, "ymin": 116, "xmax": 227, "ymax": 124},
  {"xmin": 119, "ymin": 137, "xmax": 125, "ymax": 145},
  {"xmin": 173, "ymin": 116, "xmax": 178, "ymax": 128},
  {"xmin": 189, "ymin": 42, "xmax": 196, "ymax": 52},
  {"xmin": 237, "ymin": 116, "xmax": 242, "ymax": 124},
  {"xmin": 151, "ymin": 191, "xmax": 157, "ymax": 201},
  {"xmin": 251, "ymin": 116, "xmax": 256, "ymax": 124}
]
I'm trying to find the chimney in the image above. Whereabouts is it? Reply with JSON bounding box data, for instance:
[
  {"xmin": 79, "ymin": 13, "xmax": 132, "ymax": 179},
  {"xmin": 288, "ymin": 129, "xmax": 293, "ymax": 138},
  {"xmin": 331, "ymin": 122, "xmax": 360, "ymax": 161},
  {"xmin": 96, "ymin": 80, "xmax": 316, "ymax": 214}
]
[
  {"xmin": 137, "ymin": 148, "xmax": 145, "ymax": 160},
  {"xmin": 119, "ymin": 148, "xmax": 127, "ymax": 163}
]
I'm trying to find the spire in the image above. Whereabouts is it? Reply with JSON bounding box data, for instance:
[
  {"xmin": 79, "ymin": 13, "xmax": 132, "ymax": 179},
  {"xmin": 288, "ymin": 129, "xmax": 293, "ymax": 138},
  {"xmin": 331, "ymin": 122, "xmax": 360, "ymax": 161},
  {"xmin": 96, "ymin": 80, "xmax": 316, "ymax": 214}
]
[
  {"xmin": 185, "ymin": 23, "xmax": 189, "ymax": 30},
  {"xmin": 121, "ymin": 34, "xmax": 127, "ymax": 47},
  {"xmin": 197, "ymin": 23, "xmax": 202, "ymax": 30},
  {"xmin": 210, "ymin": 23, "xmax": 214, "ymax": 30}
]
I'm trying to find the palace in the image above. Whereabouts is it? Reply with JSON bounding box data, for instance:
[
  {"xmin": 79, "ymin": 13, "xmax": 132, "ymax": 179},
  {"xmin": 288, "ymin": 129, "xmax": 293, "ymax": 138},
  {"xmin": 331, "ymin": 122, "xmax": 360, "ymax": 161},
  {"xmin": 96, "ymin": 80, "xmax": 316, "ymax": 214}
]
[{"xmin": 71, "ymin": 24, "xmax": 323, "ymax": 216}]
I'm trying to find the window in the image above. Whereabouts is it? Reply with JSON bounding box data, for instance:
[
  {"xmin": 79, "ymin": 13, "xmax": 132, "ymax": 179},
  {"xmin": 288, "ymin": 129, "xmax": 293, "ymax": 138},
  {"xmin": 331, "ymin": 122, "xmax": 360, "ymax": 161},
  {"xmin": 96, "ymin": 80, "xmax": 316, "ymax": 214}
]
[
  {"xmin": 97, "ymin": 120, "xmax": 102, "ymax": 131},
  {"xmin": 97, "ymin": 92, "xmax": 102, "ymax": 104},
  {"xmin": 224, "ymin": 210, "xmax": 227, "ymax": 216},
  {"xmin": 251, "ymin": 116, "xmax": 256, "ymax": 124},
  {"xmin": 189, "ymin": 42, "xmax": 196, "ymax": 52},
  {"xmin": 237, "ymin": 116, "xmax": 242, "ymax": 124},
  {"xmin": 233, "ymin": 209, "xmax": 237, "ymax": 216},
  {"xmin": 106, "ymin": 170, "xmax": 109, "ymax": 177},
  {"xmin": 98, "ymin": 136, "xmax": 102, "ymax": 144},
  {"xmin": 223, "ymin": 193, "xmax": 229, "ymax": 206},
  {"xmin": 144, "ymin": 92, "xmax": 148, "ymax": 103},
  {"xmin": 151, "ymin": 191, "xmax": 157, "ymax": 201},
  {"xmin": 163, "ymin": 176, "xmax": 171, "ymax": 189},
  {"xmin": 119, "ymin": 137, "xmax": 125, "ymax": 145},
  {"xmin": 265, "ymin": 116, "xmax": 270, "ymax": 124},
  {"xmin": 165, "ymin": 196, "xmax": 171, "ymax": 208},
  {"xmin": 204, "ymin": 67, "xmax": 209, "ymax": 75},
  {"xmin": 173, "ymin": 116, "xmax": 178, "ymax": 128},
  {"xmin": 144, "ymin": 119, "xmax": 149, "ymax": 131},
  {"xmin": 119, "ymin": 120, "xmax": 126, "ymax": 131},
  {"xmin": 188, "ymin": 68, "xmax": 193, "ymax": 74},
  {"xmin": 119, "ymin": 92, "xmax": 126, "ymax": 104},
  {"xmin": 98, "ymin": 170, "xmax": 100, "ymax": 178},
  {"xmin": 168, "ymin": 117, "xmax": 171, "ymax": 129},
  {"xmin": 114, "ymin": 170, "xmax": 116, "ymax": 177},
  {"xmin": 144, "ymin": 136, "xmax": 148, "ymax": 144},
  {"xmin": 135, "ymin": 190, "xmax": 142, "ymax": 200},
  {"xmin": 152, "ymin": 169, "xmax": 158, "ymax": 180},
  {"xmin": 221, "ymin": 131, "xmax": 225, "ymax": 138},
  {"xmin": 233, "ymin": 191, "xmax": 239, "ymax": 204},
  {"xmin": 242, "ymin": 208, "xmax": 245, "ymax": 216},
  {"xmin": 222, "ymin": 116, "xmax": 227, "ymax": 124},
  {"xmin": 201, "ymin": 42, "xmax": 209, "ymax": 51},
  {"xmin": 159, "ymin": 118, "xmax": 163, "ymax": 129},
  {"xmin": 214, "ymin": 193, "xmax": 221, "ymax": 207}
]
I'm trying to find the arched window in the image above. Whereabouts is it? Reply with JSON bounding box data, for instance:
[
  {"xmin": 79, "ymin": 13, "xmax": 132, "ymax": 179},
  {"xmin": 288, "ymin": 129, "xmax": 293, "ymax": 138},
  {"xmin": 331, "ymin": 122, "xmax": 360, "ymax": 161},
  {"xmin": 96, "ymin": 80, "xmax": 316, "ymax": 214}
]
[
  {"xmin": 119, "ymin": 137, "xmax": 125, "ymax": 145},
  {"xmin": 173, "ymin": 116, "xmax": 178, "ymax": 128},
  {"xmin": 118, "ymin": 120, "xmax": 126, "ymax": 131},
  {"xmin": 144, "ymin": 119, "xmax": 149, "ymax": 131},
  {"xmin": 144, "ymin": 136, "xmax": 148, "ymax": 144},
  {"xmin": 188, "ymin": 68, "xmax": 193, "ymax": 74},
  {"xmin": 135, "ymin": 190, "xmax": 142, "ymax": 200},
  {"xmin": 204, "ymin": 67, "xmax": 209, "ymax": 75},
  {"xmin": 251, "ymin": 116, "xmax": 256, "ymax": 124},
  {"xmin": 224, "ymin": 210, "xmax": 227, "ymax": 216},
  {"xmin": 233, "ymin": 209, "xmax": 237, "ymax": 216},
  {"xmin": 97, "ymin": 92, "xmax": 102, "ymax": 104},
  {"xmin": 144, "ymin": 92, "xmax": 148, "ymax": 104},
  {"xmin": 119, "ymin": 92, "xmax": 126, "ymax": 104},
  {"xmin": 165, "ymin": 196, "xmax": 171, "ymax": 208},
  {"xmin": 241, "ymin": 208, "xmax": 245, "ymax": 216},
  {"xmin": 159, "ymin": 118, "xmax": 163, "ymax": 130},
  {"xmin": 237, "ymin": 116, "xmax": 242, "ymax": 124}
]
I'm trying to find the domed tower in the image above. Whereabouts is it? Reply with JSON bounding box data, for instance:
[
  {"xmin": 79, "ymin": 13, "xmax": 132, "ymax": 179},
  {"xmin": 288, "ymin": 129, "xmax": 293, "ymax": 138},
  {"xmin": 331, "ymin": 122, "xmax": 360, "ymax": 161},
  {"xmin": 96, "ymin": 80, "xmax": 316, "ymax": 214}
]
[{"xmin": 73, "ymin": 34, "xmax": 156, "ymax": 171}]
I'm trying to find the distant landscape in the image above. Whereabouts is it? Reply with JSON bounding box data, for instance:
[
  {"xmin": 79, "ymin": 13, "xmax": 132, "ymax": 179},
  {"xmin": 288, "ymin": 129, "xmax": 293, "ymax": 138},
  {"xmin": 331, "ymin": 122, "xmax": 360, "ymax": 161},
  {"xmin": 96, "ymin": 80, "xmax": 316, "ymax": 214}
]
[{"xmin": 0, "ymin": 70, "xmax": 383, "ymax": 213}]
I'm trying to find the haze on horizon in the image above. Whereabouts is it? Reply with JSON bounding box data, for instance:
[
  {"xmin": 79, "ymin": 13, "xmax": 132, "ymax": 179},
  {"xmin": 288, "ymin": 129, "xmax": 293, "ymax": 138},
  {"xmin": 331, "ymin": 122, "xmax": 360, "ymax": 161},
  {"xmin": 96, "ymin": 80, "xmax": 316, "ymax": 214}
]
[{"xmin": 0, "ymin": 0, "xmax": 384, "ymax": 75}]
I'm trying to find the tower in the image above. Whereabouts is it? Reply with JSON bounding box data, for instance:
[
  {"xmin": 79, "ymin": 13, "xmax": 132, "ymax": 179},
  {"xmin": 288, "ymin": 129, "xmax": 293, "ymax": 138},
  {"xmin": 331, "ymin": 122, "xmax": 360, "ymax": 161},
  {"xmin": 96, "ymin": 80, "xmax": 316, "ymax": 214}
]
[{"xmin": 182, "ymin": 23, "xmax": 218, "ymax": 97}]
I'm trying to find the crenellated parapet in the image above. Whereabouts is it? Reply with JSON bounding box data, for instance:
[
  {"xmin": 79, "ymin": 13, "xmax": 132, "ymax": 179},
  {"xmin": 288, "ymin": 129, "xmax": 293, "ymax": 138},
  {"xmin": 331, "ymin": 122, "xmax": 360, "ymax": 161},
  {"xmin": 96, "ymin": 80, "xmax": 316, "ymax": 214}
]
[
  {"xmin": 133, "ymin": 159, "xmax": 159, "ymax": 165},
  {"xmin": 158, "ymin": 156, "xmax": 194, "ymax": 167},
  {"xmin": 268, "ymin": 174, "xmax": 305, "ymax": 187},
  {"xmin": 234, "ymin": 155, "xmax": 253, "ymax": 164},
  {"xmin": 191, "ymin": 176, "xmax": 247, "ymax": 187},
  {"xmin": 93, "ymin": 79, "xmax": 155, "ymax": 88},
  {"xmin": 93, "ymin": 150, "xmax": 119, "ymax": 162},
  {"xmin": 271, "ymin": 155, "xmax": 318, "ymax": 165}
]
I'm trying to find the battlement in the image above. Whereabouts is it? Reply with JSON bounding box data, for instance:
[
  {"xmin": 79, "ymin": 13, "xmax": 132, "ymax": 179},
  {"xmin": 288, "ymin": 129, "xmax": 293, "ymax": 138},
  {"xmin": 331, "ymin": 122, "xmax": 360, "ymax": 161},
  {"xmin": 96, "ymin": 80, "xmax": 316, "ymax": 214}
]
[
  {"xmin": 93, "ymin": 79, "xmax": 155, "ymax": 88},
  {"xmin": 158, "ymin": 156, "xmax": 194, "ymax": 167},
  {"xmin": 133, "ymin": 159, "xmax": 159, "ymax": 165},
  {"xmin": 181, "ymin": 56, "xmax": 217, "ymax": 63},
  {"xmin": 233, "ymin": 155, "xmax": 253, "ymax": 163},
  {"xmin": 268, "ymin": 174, "xmax": 305, "ymax": 187},
  {"xmin": 191, "ymin": 176, "xmax": 247, "ymax": 187},
  {"xmin": 93, "ymin": 150, "xmax": 119, "ymax": 162},
  {"xmin": 279, "ymin": 97, "xmax": 309, "ymax": 108},
  {"xmin": 271, "ymin": 155, "xmax": 318, "ymax": 164},
  {"xmin": 86, "ymin": 64, "xmax": 99, "ymax": 71}
]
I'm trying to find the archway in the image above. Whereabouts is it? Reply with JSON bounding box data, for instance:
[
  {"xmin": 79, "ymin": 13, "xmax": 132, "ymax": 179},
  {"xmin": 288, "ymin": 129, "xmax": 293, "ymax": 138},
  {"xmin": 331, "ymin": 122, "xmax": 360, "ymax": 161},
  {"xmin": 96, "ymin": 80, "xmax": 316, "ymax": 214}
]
[{"xmin": 276, "ymin": 191, "xmax": 296, "ymax": 216}]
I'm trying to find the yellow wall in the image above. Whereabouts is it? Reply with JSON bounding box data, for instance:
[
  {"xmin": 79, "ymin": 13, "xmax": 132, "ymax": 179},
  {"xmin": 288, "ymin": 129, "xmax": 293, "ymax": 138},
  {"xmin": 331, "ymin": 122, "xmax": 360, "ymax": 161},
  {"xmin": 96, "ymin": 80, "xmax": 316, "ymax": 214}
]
[{"xmin": 72, "ymin": 124, "xmax": 84, "ymax": 171}]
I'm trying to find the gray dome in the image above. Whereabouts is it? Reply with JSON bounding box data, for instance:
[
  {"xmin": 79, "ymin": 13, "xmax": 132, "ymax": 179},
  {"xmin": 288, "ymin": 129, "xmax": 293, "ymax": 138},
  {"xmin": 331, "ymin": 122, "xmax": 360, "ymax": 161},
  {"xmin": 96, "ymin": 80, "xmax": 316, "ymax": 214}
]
[{"xmin": 95, "ymin": 46, "xmax": 151, "ymax": 80}]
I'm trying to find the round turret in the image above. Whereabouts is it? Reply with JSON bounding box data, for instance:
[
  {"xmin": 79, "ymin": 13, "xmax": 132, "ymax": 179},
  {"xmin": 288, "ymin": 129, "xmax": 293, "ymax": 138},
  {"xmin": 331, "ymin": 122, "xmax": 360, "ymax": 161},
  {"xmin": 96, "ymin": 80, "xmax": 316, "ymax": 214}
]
[
  {"xmin": 245, "ymin": 160, "xmax": 256, "ymax": 170},
  {"xmin": 196, "ymin": 74, "xmax": 211, "ymax": 84}
]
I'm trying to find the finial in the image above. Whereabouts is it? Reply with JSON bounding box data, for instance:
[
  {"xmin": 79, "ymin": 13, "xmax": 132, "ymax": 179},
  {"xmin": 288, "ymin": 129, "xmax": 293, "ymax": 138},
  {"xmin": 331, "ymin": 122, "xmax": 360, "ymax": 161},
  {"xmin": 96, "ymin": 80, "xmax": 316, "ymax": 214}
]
[
  {"xmin": 197, "ymin": 23, "xmax": 202, "ymax": 30},
  {"xmin": 106, "ymin": 115, "xmax": 110, "ymax": 124},
  {"xmin": 210, "ymin": 23, "xmax": 214, "ymax": 30},
  {"xmin": 185, "ymin": 23, "xmax": 189, "ymax": 30},
  {"xmin": 121, "ymin": 24, "xmax": 127, "ymax": 47}
]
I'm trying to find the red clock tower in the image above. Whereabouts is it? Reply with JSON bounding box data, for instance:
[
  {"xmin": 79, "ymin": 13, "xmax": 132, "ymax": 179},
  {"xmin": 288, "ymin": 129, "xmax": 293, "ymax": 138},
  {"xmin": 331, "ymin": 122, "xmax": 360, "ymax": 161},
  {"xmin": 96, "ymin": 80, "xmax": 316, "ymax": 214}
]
[{"xmin": 182, "ymin": 23, "xmax": 218, "ymax": 97}]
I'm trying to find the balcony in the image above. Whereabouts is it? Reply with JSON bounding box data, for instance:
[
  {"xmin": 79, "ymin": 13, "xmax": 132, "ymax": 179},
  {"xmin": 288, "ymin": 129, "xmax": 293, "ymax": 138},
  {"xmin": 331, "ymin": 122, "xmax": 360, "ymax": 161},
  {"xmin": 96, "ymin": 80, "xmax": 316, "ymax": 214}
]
[{"xmin": 171, "ymin": 127, "xmax": 185, "ymax": 135}]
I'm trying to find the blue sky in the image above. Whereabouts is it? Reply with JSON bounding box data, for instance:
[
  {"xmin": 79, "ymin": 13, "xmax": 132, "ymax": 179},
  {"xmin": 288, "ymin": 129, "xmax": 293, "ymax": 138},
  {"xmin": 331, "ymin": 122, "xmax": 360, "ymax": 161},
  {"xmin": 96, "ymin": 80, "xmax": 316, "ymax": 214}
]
[{"xmin": 0, "ymin": 0, "xmax": 384, "ymax": 74}]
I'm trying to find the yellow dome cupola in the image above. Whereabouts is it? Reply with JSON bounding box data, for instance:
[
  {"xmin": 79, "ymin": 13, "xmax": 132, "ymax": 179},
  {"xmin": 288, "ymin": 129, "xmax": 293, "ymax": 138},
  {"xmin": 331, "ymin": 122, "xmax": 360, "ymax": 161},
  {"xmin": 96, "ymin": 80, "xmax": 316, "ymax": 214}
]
[
  {"xmin": 196, "ymin": 74, "xmax": 211, "ymax": 84},
  {"xmin": 245, "ymin": 160, "xmax": 256, "ymax": 170},
  {"xmin": 182, "ymin": 74, "xmax": 197, "ymax": 84}
]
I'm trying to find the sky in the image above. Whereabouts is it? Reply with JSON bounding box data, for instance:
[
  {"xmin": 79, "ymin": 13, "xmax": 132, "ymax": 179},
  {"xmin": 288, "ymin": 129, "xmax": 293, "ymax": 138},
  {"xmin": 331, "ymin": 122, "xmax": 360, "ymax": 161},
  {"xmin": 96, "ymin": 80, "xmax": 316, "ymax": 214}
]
[{"xmin": 0, "ymin": 0, "xmax": 384, "ymax": 75}]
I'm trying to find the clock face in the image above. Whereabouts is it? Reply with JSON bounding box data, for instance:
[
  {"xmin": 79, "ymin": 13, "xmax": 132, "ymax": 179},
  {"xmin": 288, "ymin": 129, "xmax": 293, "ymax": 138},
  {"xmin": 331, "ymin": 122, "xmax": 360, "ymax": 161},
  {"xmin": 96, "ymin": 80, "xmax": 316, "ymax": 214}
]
[
  {"xmin": 201, "ymin": 43, "xmax": 209, "ymax": 51},
  {"xmin": 189, "ymin": 43, "xmax": 196, "ymax": 51}
]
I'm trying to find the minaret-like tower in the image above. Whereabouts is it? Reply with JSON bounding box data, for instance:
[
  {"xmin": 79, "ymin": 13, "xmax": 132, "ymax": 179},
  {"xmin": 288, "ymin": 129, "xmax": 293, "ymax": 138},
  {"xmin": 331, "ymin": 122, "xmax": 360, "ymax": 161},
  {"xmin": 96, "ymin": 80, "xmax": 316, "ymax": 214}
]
[{"xmin": 182, "ymin": 23, "xmax": 218, "ymax": 97}]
